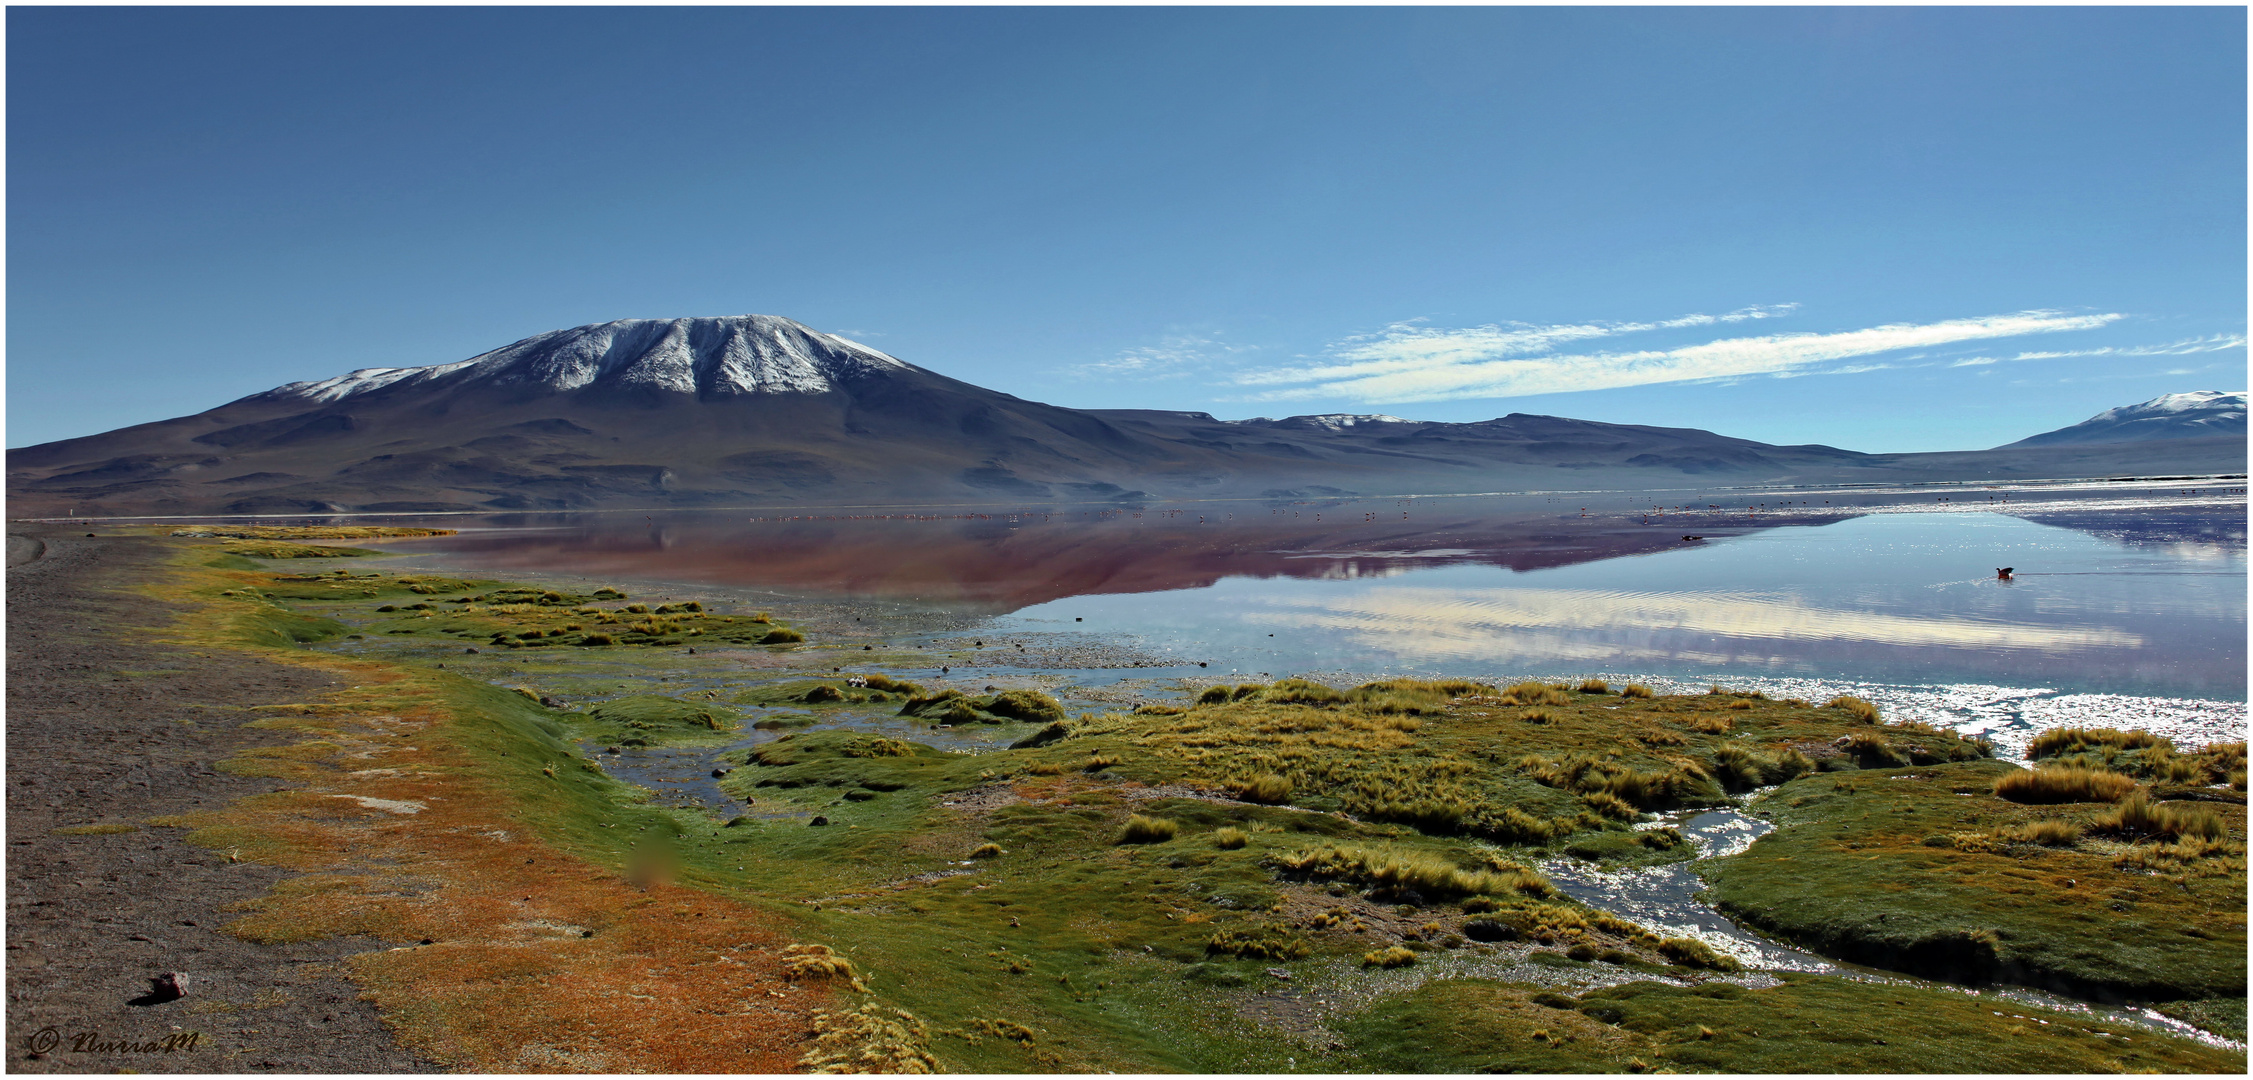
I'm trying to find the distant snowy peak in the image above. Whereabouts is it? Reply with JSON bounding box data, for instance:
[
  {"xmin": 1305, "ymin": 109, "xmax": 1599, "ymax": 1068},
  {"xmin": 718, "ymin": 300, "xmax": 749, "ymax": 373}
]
[
  {"xmin": 2089, "ymin": 390, "xmax": 2246, "ymax": 421},
  {"xmin": 265, "ymin": 316, "xmax": 911, "ymax": 403},
  {"xmin": 1233, "ymin": 413, "xmax": 1417, "ymax": 432},
  {"xmin": 2007, "ymin": 390, "xmax": 2248, "ymax": 447}
]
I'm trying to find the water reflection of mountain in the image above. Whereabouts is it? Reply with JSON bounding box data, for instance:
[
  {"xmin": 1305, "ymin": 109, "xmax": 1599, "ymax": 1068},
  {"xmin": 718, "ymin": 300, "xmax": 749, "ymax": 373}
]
[
  {"xmin": 388, "ymin": 507, "xmax": 1856, "ymax": 612},
  {"xmin": 377, "ymin": 490, "xmax": 2242, "ymax": 611}
]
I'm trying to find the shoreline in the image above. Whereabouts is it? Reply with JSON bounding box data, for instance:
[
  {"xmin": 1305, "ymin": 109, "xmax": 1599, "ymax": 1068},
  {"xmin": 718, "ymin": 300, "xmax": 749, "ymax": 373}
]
[
  {"xmin": 15, "ymin": 471, "xmax": 2248, "ymax": 525},
  {"xmin": 4, "ymin": 531, "xmax": 436, "ymax": 1073}
]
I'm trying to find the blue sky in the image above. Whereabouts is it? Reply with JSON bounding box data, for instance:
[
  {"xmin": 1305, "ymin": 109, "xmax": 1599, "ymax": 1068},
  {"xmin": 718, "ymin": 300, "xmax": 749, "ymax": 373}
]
[{"xmin": 7, "ymin": 6, "xmax": 2244, "ymax": 452}]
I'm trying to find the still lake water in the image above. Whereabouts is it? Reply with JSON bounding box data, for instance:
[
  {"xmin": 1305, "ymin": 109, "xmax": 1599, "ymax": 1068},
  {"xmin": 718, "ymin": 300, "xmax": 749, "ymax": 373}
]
[{"xmin": 366, "ymin": 482, "xmax": 2247, "ymax": 756}]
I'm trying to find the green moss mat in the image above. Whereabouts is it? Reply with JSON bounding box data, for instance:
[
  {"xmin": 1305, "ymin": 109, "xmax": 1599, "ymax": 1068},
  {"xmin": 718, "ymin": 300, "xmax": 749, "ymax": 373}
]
[
  {"xmin": 1339, "ymin": 975, "xmax": 2244, "ymax": 1073},
  {"xmin": 1704, "ymin": 764, "xmax": 2247, "ymax": 1000}
]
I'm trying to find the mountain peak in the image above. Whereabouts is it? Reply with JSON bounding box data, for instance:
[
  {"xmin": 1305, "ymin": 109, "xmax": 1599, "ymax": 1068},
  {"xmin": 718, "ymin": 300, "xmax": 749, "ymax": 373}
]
[
  {"xmin": 2098, "ymin": 390, "xmax": 2246, "ymax": 418},
  {"xmin": 2004, "ymin": 390, "xmax": 2248, "ymax": 447},
  {"xmin": 1232, "ymin": 413, "xmax": 1417, "ymax": 431},
  {"xmin": 264, "ymin": 315, "xmax": 910, "ymax": 403}
]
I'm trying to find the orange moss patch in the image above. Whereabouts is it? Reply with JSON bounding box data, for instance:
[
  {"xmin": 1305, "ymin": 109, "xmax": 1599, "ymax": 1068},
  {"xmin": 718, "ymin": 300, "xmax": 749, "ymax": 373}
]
[{"xmin": 147, "ymin": 567, "xmax": 827, "ymax": 1071}]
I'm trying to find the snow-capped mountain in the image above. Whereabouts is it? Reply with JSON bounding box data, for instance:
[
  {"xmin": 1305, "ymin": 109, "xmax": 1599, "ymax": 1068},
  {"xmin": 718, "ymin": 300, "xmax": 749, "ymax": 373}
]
[
  {"xmin": 1231, "ymin": 414, "xmax": 1416, "ymax": 432},
  {"xmin": 263, "ymin": 316, "xmax": 910, "ymax": 403},
  {"xmin": 9, "ymin": 317, "xmax": 2246, "ymax": 518},
  {"xmin": 2003, "ymin": 391, "xmax": 2248, "ymax": 447}
]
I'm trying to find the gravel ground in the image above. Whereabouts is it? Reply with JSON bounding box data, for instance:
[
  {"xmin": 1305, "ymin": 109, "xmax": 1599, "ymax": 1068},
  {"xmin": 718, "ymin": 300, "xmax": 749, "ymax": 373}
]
[{"xmin": 5, "ymin": 531, "xmax": 435, "ymax": 1073}]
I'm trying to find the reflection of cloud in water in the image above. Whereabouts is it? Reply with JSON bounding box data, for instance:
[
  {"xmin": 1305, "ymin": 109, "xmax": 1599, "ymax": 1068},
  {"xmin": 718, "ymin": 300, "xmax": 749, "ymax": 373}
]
[
  {"xmin": 1245, "ymin": 586, "xmax": 2141, "ymax": 659},
  {"xmin": 2148, "ymin": 542, "xmax": 2246, "ymax": 564}
]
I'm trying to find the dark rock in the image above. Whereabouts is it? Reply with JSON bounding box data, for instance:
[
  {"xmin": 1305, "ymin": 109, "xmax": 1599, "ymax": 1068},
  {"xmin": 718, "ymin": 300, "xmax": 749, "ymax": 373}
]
[
  {"xmin": 809, "ymin": 815, "xmax": 829, "ymax": 827},
  {"xmin": 1462, "ymin": 919, "xmax": 1517, "ymax": 943},
  {"xmin": 1009, "ymin": 721, "xmax": 1071, "ymax": 750},
  {"xmin": 465, "ymin": 647, "xmax": 479, "ymax": 654},
  {"xmin": 130, "ymin": 972, "xmax": 189, "ymax": 1005},
  {"xmin": 1181, "ymin": 963, "xmax": 1247, "ymax": 987}
]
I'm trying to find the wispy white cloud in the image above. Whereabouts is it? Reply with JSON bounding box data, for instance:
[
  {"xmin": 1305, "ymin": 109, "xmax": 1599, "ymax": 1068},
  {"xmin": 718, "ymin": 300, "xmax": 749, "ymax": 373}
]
[
  {"xmin": 1234, "ymin": 305, "xmax": 1796, "ymax": 387},
  {"xmin": 2120, "ymin": 333, "xmax": 2248, "ymax": 356},
  {"xmin": 1077, "ymin": 332, "xmax": 1256, "ymax": 380},
  {"xmin": 1240, "ymin": 309, "xmax": 2125, "ymax": 404},
  {"xmin": 1944, "ymin": 333, "xmax": 2246, "ymax": 370}
]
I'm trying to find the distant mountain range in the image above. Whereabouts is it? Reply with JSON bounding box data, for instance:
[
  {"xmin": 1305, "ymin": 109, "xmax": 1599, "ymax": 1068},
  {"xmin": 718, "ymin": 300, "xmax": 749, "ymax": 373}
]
[{"xmin": 8, "ymin": 316, "xmax": 2245, "ymax": 516}]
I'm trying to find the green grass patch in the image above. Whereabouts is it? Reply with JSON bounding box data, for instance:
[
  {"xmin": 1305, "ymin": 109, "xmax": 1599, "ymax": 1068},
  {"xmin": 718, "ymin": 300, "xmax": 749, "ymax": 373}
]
[
  {"xmin": 1704, "ymin": 761, "xmax": 2246, "ymax": 1001},
  {"xmin": 1334, "ymin": 975, "xmax": 2244, "ymax": 1073},
  {"xmin": 899, "ymin": 689, "xmax": 1066, "ymax": 726},
  {"xmin": 583, "ymin": 695, "xmax": 741, "ymax": 746}
]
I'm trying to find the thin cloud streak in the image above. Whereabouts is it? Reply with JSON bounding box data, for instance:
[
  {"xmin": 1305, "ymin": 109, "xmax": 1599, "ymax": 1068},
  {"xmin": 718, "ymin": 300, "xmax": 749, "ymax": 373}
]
[
  {"xmin": 1077, "ymin": 332, "xmax": 1255, "ymax": 380},
  {"xmin": 1948, "ymin": 333, "xmax": 2247, "ymax": 368},
  {"xmin": 1244, "ymin": 310, "xmax": 2125, "ymax": 404},
  {"xmin": 1234, "ymin": 304, "xmax": 1795, "ymax": 387}
]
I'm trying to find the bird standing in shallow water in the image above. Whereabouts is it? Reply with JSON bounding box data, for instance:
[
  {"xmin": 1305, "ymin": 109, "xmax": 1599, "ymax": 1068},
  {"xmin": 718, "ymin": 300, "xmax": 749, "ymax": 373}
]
[{"xmin": 1996, "ymin": 567, "xmax": 2014, "ymax": 580}]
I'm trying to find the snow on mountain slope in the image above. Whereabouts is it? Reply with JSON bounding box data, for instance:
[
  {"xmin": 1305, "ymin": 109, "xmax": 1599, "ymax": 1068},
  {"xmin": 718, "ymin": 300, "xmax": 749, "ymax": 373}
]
[
  {"xmin": 2004, "ymin": 391, "xmax": 2248, "ymax": 447},
  {"xmin": 1232, "ymin": 414, "xmax": 1416, "ymax": 431},
  {"xmin": 264, "ymin": 316, "xmax": 910, "ymax": 403}
]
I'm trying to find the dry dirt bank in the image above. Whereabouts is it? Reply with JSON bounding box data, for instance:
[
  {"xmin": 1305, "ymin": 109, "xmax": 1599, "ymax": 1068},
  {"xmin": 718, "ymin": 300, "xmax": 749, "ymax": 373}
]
[{"xmin": 5, "ymin": 530, "xmax": 435, "ymax": 1072}]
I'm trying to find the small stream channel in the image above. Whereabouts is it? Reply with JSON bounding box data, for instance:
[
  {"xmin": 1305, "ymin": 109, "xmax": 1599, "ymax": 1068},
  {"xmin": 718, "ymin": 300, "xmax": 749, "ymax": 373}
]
[
  {"xmin": 579, "ymin": 700, "xmax": 1036, "ymax": 817},
  {"xmin": 1544, "ymin": 808, "xmax": 1835, "ymax": 973},
  {"xmin": 1543, "ymin": 805, "xmax": 2241, "ymax": 1048}
]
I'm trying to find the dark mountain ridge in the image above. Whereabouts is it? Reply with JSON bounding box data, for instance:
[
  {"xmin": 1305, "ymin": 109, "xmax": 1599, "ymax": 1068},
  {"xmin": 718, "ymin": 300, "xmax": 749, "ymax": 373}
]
[{"xmin": 9, "ymin": 316, "xmax": 2244, "ymax": 517}]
